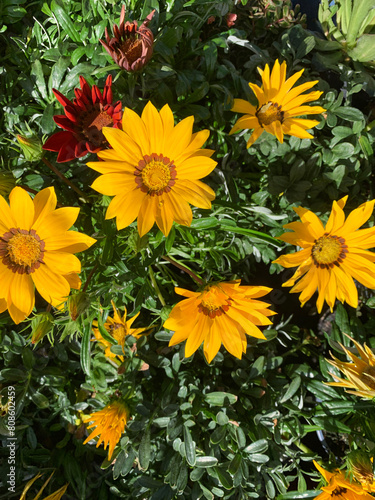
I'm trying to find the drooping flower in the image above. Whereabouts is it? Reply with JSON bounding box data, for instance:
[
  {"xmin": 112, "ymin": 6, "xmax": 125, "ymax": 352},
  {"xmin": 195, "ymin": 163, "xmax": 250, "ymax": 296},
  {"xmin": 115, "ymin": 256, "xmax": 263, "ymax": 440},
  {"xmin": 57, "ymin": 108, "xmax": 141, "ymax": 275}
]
[
  {"xmin": 19, "ymin": 471, "xmax": 68, "ymax": 500},
  {"xmin": 100, "ymin": 6, "xmax": 155, "ymax": 71},
  {"xmin": 83, "ymin": 400, "xmax": 130, "ymax": 460},
  {"xmin": 87, "ymin": 101, "xmax": 217, "ymax": 237},
  {"xmin": 43, "ymin": 75, "xmax": 122, "ymax": 162},
  {"xmin": 0, "ymin": 186, "xmax": 96, "ymax": 324},
  {"xmin": 92, "ymin": 300, "xmax": 149, "ymax": 361},
  {"xmin": 229, "ymin": 60, "xmax": 325, "ymax": 147},
  {"xmin": 273, "ymin": 196, "xmax": 375, "ymax": 313},
  {"xmin": 326, "ymin": 336, "xmax": 375, "ymax": 399},
  {"xmin": 347, "ymin": 451, "xmax": 375, "ymax": 492},
  {"xmin": 164, "ymin": 280, "xmax": 275, "ymax": 363},
  {"xmin": 313, "ymin": 460, "xmax": 374, "ymax": 499}
]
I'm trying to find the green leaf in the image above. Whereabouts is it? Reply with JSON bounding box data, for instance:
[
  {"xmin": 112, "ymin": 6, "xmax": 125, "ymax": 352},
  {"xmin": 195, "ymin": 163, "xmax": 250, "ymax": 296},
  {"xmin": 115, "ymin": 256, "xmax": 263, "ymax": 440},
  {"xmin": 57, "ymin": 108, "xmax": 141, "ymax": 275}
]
[
  {"xmin": 97, "ymin": 313, "xmax": 117, "ymax": 346},
  {"xmin": 51, "ymin": 0, "xmax": 81, "ymax": 42},
  {"xmin": 80, "ymin": 322, "xmax": 91, "ymax": 376},
  {"xmin": 243, "ymin": 439, "xmax": 268, "ymax": 454},
  {"xmin": 31, "ymin": 60, "xmax": 48, "ymax": 101},
  {"xmin": 359, "ymin": 135, "xmax": 373, "ymax": 158},
  {"xmin": 219, "ymin": 223, "xmax": 283, "ymax": 248},
  {"xmin": 204, "ymin": 392, "xmax": 238, "ymax": 406},
  {"xmin": 138, "ymin": 428, "xmax": 151, "ymax": 470},
  {"xmin": 276, "ymin": 490, "xmax": 324, "ymax": 499},
  {"xmin": 331, "ymin": 142, "xmax": 355, "ymax": 159},
  {"xmin": 183, "ymin": 423, "xmax": 196, "ymax": 466},
  {"xmin": 31, "ymin": 391, "xmax": 49, "ymax": 408},
  {"xmin": 214, "ymin": 467, "xmax": 233, "ymax": 490},
  {"xmin": 195, "ymin": 456, "xmax": 218, "ymax": 467},
  {"xmin": 280, "ymin": 376, "xmax": 302, "ymax": 403},
  {"xmin": 334, "ymin": 106, "xmax": 365, "ymax": 122}
]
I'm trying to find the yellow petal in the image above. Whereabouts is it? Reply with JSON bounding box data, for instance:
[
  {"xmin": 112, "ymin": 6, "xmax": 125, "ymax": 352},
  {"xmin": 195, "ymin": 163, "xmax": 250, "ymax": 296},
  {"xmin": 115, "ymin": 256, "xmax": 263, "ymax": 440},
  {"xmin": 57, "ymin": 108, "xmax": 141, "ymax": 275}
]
[
  {"xmin": 121, "ymin": 107, "xmax": 150, "ymax": 156},
  {"xmin": 177, "ymin": 156, "xmax": 217, "ymax": 180},
  {"xmin": 231, "ymin": 98, "xmax": 257, "ymax": 115},
  {"xmin": 174, "ymin": 179, "xmax": 214, "ymax": 209},
  {"xmin": 9, "ymin": 272, "xmax": 34, "ymax": 322},
  {"xmin": 9, "ymin": 187, "xmax": 34, "ymax": 230},
  {"xmin": 44, "ymin": 251, "xmax": 81, "ymax": 274},
  {"xmin": 246, "ymin": 127, "xmax": 264, "ymax": 147},
  {"xmin": 159, "ymin": 103, "xmax": 175, "ymax": 137},
  {"xmin": 102, "ymin": 127, "xmax": 142, "ymax": 164},
  {"xmin": 248, "ymin": 83, "xmax": 266, "ymax": 106},
  {"xmin": 141, "ymin": 101, "xmax": 164, "ymax": 153},
  {"xmin": 107, "ymin": 189, "xmax": 146, "ymax": 230},
  {"xmin": 229, "ymin": 115, "xmax": 259, "ymax": 134},
  {"xmin": 184, "ymin": 314, "xmax": 209, "ymax": 357},
  {"xmin": 137, "ymin": 195, "xmax": 157, "ymax": 237},
  {"xmin": 33, "ymin": 207, "xmax": 80, "ymax": 239},
  {"xmin": 33, "ymin": 187, "xmax": 57, "ymax": 224},
  {"xmin": 91, "ymin": 172, "xmax": 136, "ymax": 196},
  {"xmin": 165, "ymin": 115, "xmax": 194, "ymax": 163},
  {"xmin": 203, "ymin": 319, "xmax": 222, "ymax": 363},
  {"xmin": 45, "ymin": 231, "xmax": 96, "ymax": 253},
  {"xmin": 32, "ymin": 265, "xmax": 70, "ymax": 307}
]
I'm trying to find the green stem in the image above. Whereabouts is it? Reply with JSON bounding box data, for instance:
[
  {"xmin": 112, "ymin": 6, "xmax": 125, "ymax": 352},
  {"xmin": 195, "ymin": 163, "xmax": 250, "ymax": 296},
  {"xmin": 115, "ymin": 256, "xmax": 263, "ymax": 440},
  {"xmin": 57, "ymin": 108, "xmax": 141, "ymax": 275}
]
[
  {"xmin": 82, "ymin": 264, "xmax": 98, "ymax": 293},
  {"xmin": 148, "ymin": 266, "xmax": 166, "ymax": 307},
  {"xmin": 42, "ymin": 158, "xmax": 89, "ymax": 201},
  {"xmin": 161, "ymin": 255, "xmax": 205, "ymax": 286}
]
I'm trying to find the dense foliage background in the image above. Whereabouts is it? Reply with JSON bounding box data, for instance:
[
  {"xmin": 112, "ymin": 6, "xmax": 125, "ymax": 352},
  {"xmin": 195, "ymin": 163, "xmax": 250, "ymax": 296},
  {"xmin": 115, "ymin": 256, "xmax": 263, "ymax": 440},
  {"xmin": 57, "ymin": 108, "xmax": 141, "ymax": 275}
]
[{"xmin": 1, "ymin": 0, "xmax": 375, "ymax": 498}]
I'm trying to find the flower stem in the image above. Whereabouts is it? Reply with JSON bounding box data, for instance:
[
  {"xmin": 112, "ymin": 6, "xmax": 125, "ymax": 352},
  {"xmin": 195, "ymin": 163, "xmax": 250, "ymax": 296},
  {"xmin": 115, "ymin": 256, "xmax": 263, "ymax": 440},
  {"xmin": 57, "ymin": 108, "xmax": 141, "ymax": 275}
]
[
  {"xmin": 82, "ymin": 263, "xmax": 98, "ymax": 293},
  {"xmin": 148, "ymin": 266, "xmax": 166, "ymax": 307},
  {"xmin": 42, "ymin": 158, "xmax": 89, "ymax": 201},
  {"xmin": 161, "ymin": 255, "xmax": 205, "ymax": 286}
]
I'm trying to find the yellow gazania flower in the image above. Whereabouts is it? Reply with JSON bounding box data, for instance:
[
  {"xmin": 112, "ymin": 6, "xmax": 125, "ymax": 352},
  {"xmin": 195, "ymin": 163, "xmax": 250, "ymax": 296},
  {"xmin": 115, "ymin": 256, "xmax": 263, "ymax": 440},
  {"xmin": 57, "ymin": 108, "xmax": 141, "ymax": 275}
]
[
  {"xmin": 314, "ymin": 460, "xmax": 374, "ymax": 499},
  {"xmin": 326, "ymin": 335, "xmax": 375, "ymax": 399},
  {"xmin": 273, "ymin": 196, "xmax": 375, "ymax": 313},
  {"xmin": 0, "ymin": 187, "xmax": 96, "ymax": 324},
  {"xmin": 83, "ymin": 400, "xmax": 129, "ymax": 461},
  {"xmin": 92, "ymin": 300, "xmax": 149, "ymax": 361},
  {"xmin": 229, "ymin": 60, "xmax": 325, "ymax": 147},
  {"xmin": 20, "ymin": 471, "xmax": 68, "ymax": 500},
  {"xmin": 347, "ymin": 451, "xmax": 375, "ymax": 492},
  {"xmin": 164, "ymin": 280, "xmax": 275, "ymax": 363},
  {"xmin": 87, "ymin": 101, "xmax": 217, "ymax": 237}
]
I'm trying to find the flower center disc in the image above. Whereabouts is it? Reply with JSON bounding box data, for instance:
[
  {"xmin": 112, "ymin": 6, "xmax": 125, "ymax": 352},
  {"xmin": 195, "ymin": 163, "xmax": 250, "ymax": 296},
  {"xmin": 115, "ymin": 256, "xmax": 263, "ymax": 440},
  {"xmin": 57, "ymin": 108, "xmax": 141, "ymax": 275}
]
[
  {"xmin": 312, "ymin": 234, "xmax": 348, "ymax": 269},
  {"xmin": 81, "ymin": 107, "xmax": 114, "ymax": 147},
  {"xmin": 256, "ymin": 101, "xmax": 283, "ymax": 126},
  {"xmin": 0, "ymin": 228, "xmax": 45, "ymax": 274},
  {"xmin": 332, "ymin": 487, "xmax": 347, "ymax": 497},
  {"xmin": 135, "ymin": 153, "xmax": 177, "ymax": 196},
  {"xmin": 198, "ymin": 287, "xmax": 232, "ymax": 319},
  {"xmin": 121, "ymin": 37, "xmax": 143, "ymax": 65}
]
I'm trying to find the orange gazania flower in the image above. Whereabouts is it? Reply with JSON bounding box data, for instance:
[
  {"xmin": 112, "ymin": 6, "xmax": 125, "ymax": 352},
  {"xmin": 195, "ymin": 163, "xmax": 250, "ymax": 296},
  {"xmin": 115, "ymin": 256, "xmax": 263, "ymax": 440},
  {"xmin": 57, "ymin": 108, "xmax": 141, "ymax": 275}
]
[
  {"xmin": 100, "ymin": 6, "xmax": 155, "ymax": 72},
  {"xmin": 164, "ymin": 280, "xmax": 275, "ymax": 363},
  {"xmin": 314, "ymin": 460, "xmax": 374, "ymax": 499},
  {"xmin": 229, "ymin": 60, "xmax": 325, "ymax": 147},
  {"xmin": 83, "ymin": 400, "xmax": 129, "ymax": 461},
  {"xmin": 0, "ymin": 186, "xmax": 96, "ymax": 324},
  {"xmin": 92, "ymin": 300, "xmax": 149, "ymax": 361},
  {"xmin": 273, "ymin": 197, "xmax": 375, "ymax": 313},
  {"xmin": 87, "ymin": 101, "xmax": 217, "ymax": 237},
  {"xmin": 43, "ymin": 75, "xmax": 122, "ymax": 162}
]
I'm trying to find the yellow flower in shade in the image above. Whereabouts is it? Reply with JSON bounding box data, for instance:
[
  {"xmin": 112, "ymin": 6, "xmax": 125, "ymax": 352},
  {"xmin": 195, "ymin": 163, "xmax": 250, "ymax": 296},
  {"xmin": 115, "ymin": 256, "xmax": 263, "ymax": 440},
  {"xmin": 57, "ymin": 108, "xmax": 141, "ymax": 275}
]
[
  {"xmin": 326, "ymin": 336, "xmax": 375, "ymax": 399},
  {"xmin": 347, "ymin": 451, "xmax": 375, "ymax": 492},
  {"xmin": 0, "ymin": 187, "xmax": 96, "ymax": 324},
  {"xmin": 19, "ymin": 471, "xmax": 68, "ymax": 500},
  {"xmin": 314, "ymin": 460, "xmax": 374, "ymax": 499},
  {"xmin": 229, "ymin": 60, "xmax": 325, "ymax": 147},
  {"xmin": 87, "ymin": 101, "xmax": 217, "ymax": 237},
  {"xmin": 273, "ymin": 196, "xmax": 375, "ymax": 313},
  {"xmin": 92, "ymin": 300, "xmax": 149, "ymax": 361},
  {"xmin": 83, "ymin": 400, "xmax": 129, "ymax": 461},
  {"xmin": 164, "ymin": 280, "xmax": 275, "ymax": 363}
]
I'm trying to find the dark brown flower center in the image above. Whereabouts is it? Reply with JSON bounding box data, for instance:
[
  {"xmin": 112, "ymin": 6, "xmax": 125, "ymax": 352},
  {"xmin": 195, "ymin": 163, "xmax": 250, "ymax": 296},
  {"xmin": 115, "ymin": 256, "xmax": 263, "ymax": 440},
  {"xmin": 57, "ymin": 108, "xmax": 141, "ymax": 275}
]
[
  {"xmin": 134, "ymin": 153, "xmax": 177, "ymax": 196},
  {"xmin": 0, "ymin": 228, "xmax": 45, "ymax": 274},
  {"xmin": 312, "ymin": 234, "xmax": 348, "ymax": 269},
  {"xmin": 332, "ymin": 487, "xmax": 347, "ymax": 497},
  {"xmin": 120, "ymin": 36, "xmax": 143, "ymax": 65},
  {"xmin": 256, "ymin": 101, "xmax": 284, "ymax": 126},
  {"xmin": 79, "ymin": 106, "xmax": 114, "ymax": 147}
]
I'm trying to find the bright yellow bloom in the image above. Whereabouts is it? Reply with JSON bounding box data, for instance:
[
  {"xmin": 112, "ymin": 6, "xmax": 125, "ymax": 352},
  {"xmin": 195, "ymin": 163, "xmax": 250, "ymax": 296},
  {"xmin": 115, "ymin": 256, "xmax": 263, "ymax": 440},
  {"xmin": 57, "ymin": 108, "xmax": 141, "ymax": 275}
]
[
  {"xmin": 229, "ymin": 60, "xmax": 325, "ymax": 147},
  {"xmin": 0, "ymin": 187, "xmax": 96, "ymax": 324},
  {"xmin": 87, "ymin": 101, "xmax": 217, "ymax": 237},
  {"xmin": 314, "ymin": 460, "xmax": 374, "ymax": 499},
  {"xmin": 92, "ymin": 300, "xmax": 149, "ymax": 361},
  {"xmin": 273, "ymin": 196, "xmax": 375, "ymax": 313},
  {"xmin": 83, "ymin": 400, "xmax": 129, "ymax": 461},
  {"xmin": 19, "ymin": 471, "xmax": 68, "ymax": 500},
  {"xmin": 164, "ymin": 280, "xmax": 275, "ymax": 363},
  {"xmin": 326, "ymin": 336, "xmax": 375, "ymax": 399}
]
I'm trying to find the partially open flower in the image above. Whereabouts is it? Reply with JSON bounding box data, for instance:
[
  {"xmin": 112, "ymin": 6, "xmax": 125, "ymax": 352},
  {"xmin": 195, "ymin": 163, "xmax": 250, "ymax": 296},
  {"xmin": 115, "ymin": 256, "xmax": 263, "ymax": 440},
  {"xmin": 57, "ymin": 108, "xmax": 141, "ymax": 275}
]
[
  {"xmin": 347, "ymin": 451, "xmax": 375, "ymax": 492},
  {"xmin": 43, "ymin": 75, "xmax": 122, "ymax": 162},
  {"xmin": 100, "ymin": 6, "xmax": 155, "ymax": 72}
]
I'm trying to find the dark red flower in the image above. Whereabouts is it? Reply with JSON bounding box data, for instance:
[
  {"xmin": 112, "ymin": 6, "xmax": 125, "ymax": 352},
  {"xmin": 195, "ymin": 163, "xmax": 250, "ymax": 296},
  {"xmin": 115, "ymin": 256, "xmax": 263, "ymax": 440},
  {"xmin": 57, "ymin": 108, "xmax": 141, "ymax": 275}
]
[
  {"xmin": 43, "ymin": 75, "xmax": 122, "ymax": 163},
  {"xmin": 226, "ymin": 13, "xmax": 237, "ymax": 28},
  {"xmin": 100, "ymin": 6, "xmax": 155, "ymax": 72}
]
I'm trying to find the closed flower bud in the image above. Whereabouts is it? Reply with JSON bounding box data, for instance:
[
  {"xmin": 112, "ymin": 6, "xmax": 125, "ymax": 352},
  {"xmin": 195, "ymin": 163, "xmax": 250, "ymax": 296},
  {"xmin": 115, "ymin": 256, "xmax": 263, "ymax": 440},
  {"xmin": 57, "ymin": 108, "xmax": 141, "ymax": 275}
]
[
  {"xmin": 30, "ymin": 312, "xmax": 54, "ymax": 345},
  {"xmin": 347, "ymin": 450, "xmax": 374, "ymax": 487},
  {"xmin": 100, "ymin": 6, "xmax": 155, "ymax": 71},
  {"xmin": 68, "ymin": 292, "xmax": 90, "ymax": 321},
  {"xmin": 16, "ymin": 134, "xmax": 44, "ymax": 162}
]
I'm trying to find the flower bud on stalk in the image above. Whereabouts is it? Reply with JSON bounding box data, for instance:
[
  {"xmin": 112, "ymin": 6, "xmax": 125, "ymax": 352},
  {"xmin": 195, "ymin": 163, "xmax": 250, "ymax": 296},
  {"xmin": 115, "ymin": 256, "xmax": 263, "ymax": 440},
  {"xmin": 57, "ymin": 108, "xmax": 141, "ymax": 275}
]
[
  {"xmin": 16, "ymin": 134, "xmax": 44, "ymax": 162},
  {"xmin": 30, "ymin": 312, "xmax": 54, "ymax": 345}
]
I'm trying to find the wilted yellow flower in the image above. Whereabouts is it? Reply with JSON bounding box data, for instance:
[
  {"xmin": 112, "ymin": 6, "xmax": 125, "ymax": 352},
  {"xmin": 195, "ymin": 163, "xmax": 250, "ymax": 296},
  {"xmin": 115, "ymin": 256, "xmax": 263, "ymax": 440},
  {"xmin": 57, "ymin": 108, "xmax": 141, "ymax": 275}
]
[
  {"xmin": 0, "ymin": 187, "xmax": 96, "ymax": 323},
  {"xmin": 229, "ymin": 60, "xmax": 325, "ymax": 147},
  {"xmin": 273, "ymin": 196, "xmax": 375, "ymax": 313},
  {"xmin": 92, "ymin": 300, "xmax": 149, "ymax": 361},
  {"xmin": 83, "ymin": 400, "xmax": 129, "ymax": 460},
  {"xmin": 347, "ymin": 451, "xmax": 375, "ymax": 492},
  {"xmin": 314, "ymin": 460, "xmax": 374, "ymax": 499},
  {"xmin": 164, "ymin": 280, "xmax": 275, "ymax": 363},
  {"xmin": 19, "ymin": 471, "xmax": 68, "ymax": 500},
  {"xmin": 87, "ymin": 101, "xmax": 217, "ymax": 237},
  {"xmin": 326, "ymin": 336, "xmax": 375, "ymax": 399}
]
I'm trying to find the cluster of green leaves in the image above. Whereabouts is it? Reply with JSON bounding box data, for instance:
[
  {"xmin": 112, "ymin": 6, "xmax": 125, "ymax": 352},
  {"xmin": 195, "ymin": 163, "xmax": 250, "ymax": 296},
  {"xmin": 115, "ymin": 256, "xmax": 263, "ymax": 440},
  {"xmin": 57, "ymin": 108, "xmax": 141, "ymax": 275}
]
[{"xmin": 1, "ymin": 0, "xmax": 375, "ymax": 499}]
